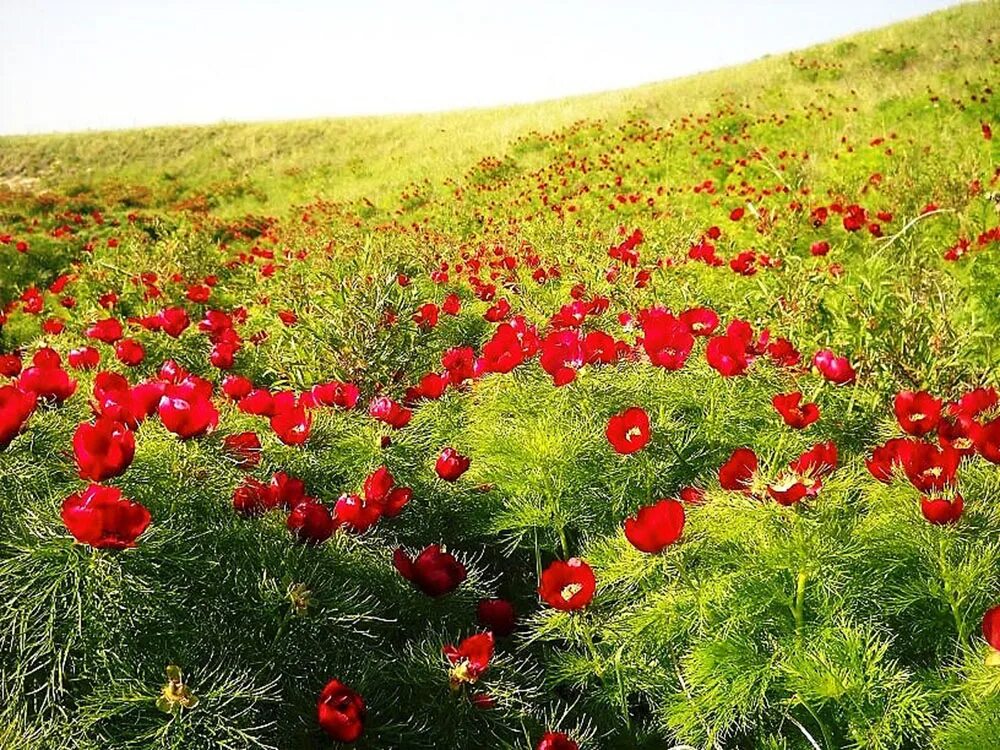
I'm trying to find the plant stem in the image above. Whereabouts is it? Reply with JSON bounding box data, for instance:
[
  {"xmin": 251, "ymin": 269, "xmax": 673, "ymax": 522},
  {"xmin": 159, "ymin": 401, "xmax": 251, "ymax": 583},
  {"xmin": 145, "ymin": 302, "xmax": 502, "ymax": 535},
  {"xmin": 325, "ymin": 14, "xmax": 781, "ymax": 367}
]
[{"xmin": 792, "ymin": 569, "xmax": 808, "ymax": 635}]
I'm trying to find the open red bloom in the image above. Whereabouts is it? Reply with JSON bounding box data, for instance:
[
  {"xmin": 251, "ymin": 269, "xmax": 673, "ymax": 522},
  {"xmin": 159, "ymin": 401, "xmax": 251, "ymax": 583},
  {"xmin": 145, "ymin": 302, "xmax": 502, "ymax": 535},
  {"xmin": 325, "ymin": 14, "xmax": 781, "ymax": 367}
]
[
  {"xmin": 900, "ymin": 441, "xmax": 959, "ymax": 492},
  {"xmin": 394, "ymin": 544, "xmax": 466, "ymax": 597},
  {"xmin": 61, "ymin": 484, "xmax": 151, "ymax": 549},
  {"xmin": 158, "ymin": 378, "xmax": 218, "ymax": 439},
  {"xmin": 317, "ymin": 679, "xmax": 365, "ymax": 743},
  {"xmin": 270, "ymin": 404, "xmax": 312, "ymax": 445},
  {"xmin": 719, "ymin": 447, "xmax": 758, "ymax": 492},
  {"xmin": 68, "ymin": 346, "xmax": 100, "ymax": 370},
  {"xmin": 286, "ymin": 500, "xmax": 334, "ymax": 544},
  {"xmin": 894, "ymin": 391, "xmax": 942, "ymax": 436},
  {"xmin": 368, "ymin": 396, "xmax": 412, "ymax": 429},
  {"xmin": 974, "ymin": 418, "xmax": 1000, "ymax": 464},
  {"xmin": 0, "ymin": 353, "xmax": 21, "ymax": 377},
  {"xmin": 537, "ymin": 732, "xmax": 579, "ymax": 750},
  {"xmin": 538, "ymin": 558, "xmax": 596, "ymax": 611},
  {"xmin": 606, "ymin": 407, "xmax": 650, "ymax": 454},
  {"xmin": 477, "ymin": 598, "xmax": 517, "ymax": 636},
  {"xmin": 443, "ymin": 632, "xmax": 494, "ymax": 688},
  {"xmin": 85, "ymin": 317, "xmax": 124, "ymax": 344},
  {"xmin": 436, "ymin": 447, "xmax": 471, "ymax": 481},
  {"xmin": 640, "ymin": 308, "xmax": 694, "ymax": 370},
  {"xmin": 920, "ymin": 494, "xmax": 964, "ymax": 525},
  {"xmin": 812, "ymin": 349, "xmax": 856, "ymax": 385},
  {"xmin": 866, "ymin": 437, "xmax": 912, "ymax": 482},
  {"xmin": 18, "ymin": 348, "xmax": 77, "ymax": 403},
  {"xmin": 0, "ymin": 385, "xmax": 36, "ymax": 450},
  {"xmin": 624, "ymin": 499, "xmax": 685, "ymax": 553},
  {"xmin": 334, "ymin": 493, "xmax": 383, "ymax": 533},
  {"xmin": 73, "ymin": 417, "xmax": 135, "ymax": 481},
  {"xmin": 679, "ymin": 306, "xmax": 719, "ymax": 337},
  {"xmin": 363, "ymin": 466, "xmax": 411, "ymax": 518},
  {"xmin": 772, "ymin": 392, "xmax": 820, "ymax": 429}
]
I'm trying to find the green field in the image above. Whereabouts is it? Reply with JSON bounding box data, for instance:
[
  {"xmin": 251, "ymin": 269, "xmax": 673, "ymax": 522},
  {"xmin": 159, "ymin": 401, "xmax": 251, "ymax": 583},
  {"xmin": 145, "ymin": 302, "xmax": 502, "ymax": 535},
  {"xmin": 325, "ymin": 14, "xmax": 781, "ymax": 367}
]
[{"xmin": 1, "ymin": 2, "xmax": 1000, "ymax": 749}]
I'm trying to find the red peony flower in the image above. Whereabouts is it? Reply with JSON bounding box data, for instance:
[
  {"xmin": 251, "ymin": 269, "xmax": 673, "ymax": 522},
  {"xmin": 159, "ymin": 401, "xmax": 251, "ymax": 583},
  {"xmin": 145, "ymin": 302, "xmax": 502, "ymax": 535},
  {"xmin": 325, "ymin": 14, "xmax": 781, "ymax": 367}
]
[
  {"xmin": 719, "ymin": 448, "xmax": 758, "ymax": 492},
  {"xmin": 271, "ymin": 471, "xmax": 308, "ymax": 508},
  {"xmin": 866, "ymin": 437, "xmax": 912, "ymax": 482},
  {"xmin": 232, "ymin": 477, "xmax": 277, "ymax": 517},
  {"xmin": 0, "ymin": 353, "xmax": 22, "ymax": 377},
  {"xmin": 894, "ymin": 390, "xmax": 942, "ymax": 436},
  {"xmin": 624, "ymin": 498, "xmax": 685, "ymax": 553},
  {"xmin": 334, "ymin": 493, "xmax": 383, "ymax": 533},
  {"xmin": 0, "ymin": 385, "xmax": 36, "ymax": 449},
  {"xmin": 114, "ymin": 338, "xmax": 145, "ymax": 367},
  {"xmin": 436, "ymin": 447, "xmax": 471, "ymax": 482},
  {"xmin": 368, "ymin": 396, "xmax": 412, "ymax": 429},
  {"xmin": 363, "ymin": 466, "xmax": 411, "ymax": 518},
  {"xmin": 538, "ymin": 558, "xmax": 596, "ymax": 611},
  {"xmin": 270, "ymin": 404, "xmax": 312, "ymax": 445},
  {"xmin": 920, "ymin": 494, "xmax": 964, "ymax": 525},
  {"xmin": 68, "ymin": 346, "xmax": 100, "ymax": 370},
  {"xmin": 158, "ymin": 378, "xmax": 219, "ymax": 439},
  {"xmin": 772, "ymin": 392, "xmax": 820, "ymax": 429},
  {"xmin": 605, "ymin": 407, "xmax": 650, "ymax": 455},
  {"xmin": 640, "ymin": 308, "xmax": 694, "ymax": 370},
  {"xmin": 393, "ymin": 544, "xmax": 466, "ymax": 597},
  {"xmin": 223, "ymin": 432, "xmax": 262, "ymax": 468},
  {"xmin": 18, "ymin": 348, "xmax": 77, "ymax": 403},
  {"xmin": 286, "ymin": 500, "xmax": 335, "ymax": 544},
  {"xmin": 443, "ymin": 632, "xmax": 494, "ymax": 688},
  {"xmin": 537, "ymin": 731, "xmax": 579, "ymax": 750},
  {"xmin": 476, "ymin": 598, "xmax": 517, "ymax": 636},
  {"xmin": 983, "ymin": 605, "xmax": 1000, "ymax": 653},
  {"xmin": 61, "ymin": 484, "xmax": 151, "ymax": 549},
  {"xmin": 900, "ymin": 441, "xmax": 959, "ymax": 492},
  {"xmin": 317, "ymin": 679, "xmax": 365, "ymax": 743},
  {"xmin": 85, "ymin": 317, "xmax": 124, "ymax": 344},
  {"xmin": 73, "ymin": 417, "xmax": 135, "ymax": 481},
  {"xmin": 812, "ymin": 349, "xmax": 856, "ymax": 385}
]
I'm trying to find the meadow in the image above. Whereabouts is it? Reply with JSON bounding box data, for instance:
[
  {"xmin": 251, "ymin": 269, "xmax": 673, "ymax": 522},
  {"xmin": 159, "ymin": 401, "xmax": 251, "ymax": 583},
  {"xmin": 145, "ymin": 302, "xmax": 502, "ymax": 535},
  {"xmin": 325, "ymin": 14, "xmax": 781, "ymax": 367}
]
[{"xmin": 1, "ymin": 3, "xmax": 1000, "ymax": 748}]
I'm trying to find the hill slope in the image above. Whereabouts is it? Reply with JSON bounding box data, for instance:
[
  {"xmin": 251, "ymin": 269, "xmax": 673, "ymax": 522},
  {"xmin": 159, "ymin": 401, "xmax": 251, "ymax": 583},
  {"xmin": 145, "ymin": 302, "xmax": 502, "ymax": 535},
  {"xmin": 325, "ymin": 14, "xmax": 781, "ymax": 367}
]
[{"xmin": 1, "ymin": 3, "xmax": 1000, "ymax": 750}]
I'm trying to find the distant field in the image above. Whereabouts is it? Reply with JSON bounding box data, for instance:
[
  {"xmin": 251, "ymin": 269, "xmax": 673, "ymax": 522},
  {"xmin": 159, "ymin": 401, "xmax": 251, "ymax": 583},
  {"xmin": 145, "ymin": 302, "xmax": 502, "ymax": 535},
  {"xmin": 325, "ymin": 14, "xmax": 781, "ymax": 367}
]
[{"xmin": 1, "ymin": 3, "xmax": 1000, "ymax": 750}]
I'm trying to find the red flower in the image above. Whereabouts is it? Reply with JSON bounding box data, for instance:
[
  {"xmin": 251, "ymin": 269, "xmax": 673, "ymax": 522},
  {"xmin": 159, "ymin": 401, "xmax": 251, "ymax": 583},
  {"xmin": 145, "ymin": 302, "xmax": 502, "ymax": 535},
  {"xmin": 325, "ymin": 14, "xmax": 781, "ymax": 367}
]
[
  {"xmin": 18, "ymin": 348, "xmax": 77, "ymax": 403},
  {"xmin": 640, "ymin": 308, "xmax": 693, "ymax": 370},
  {"xmin": 719, "ymin": 448, "xmax": 758, "ymax": 492},
  {"xmin": 368, "ymin": 396, "xmax": 412, "ymax": 429},
  {"xmin": 973, "ymin": 418, "xmax": 1000, "ymax": 464},
  {"xmin": 605, "ymin": 407, "xmax": 651, "ymax": 455},
  {"xmin": 920, "ymin": 494, "xmax": 964, "ymax": 525},
  {"xmin": 156, "ymin": 307, "xmax": 190, "ymax": 337},
  {"xmin": 866, "ymin": 437, "xmax": 912, "ymax": 482},
  {"xmin": 812, "ymin": 349, "xmax": 856, "ymax": 385},
  {"xmin": 334, "ymin": 493, "xmax": 382, "ymax": 533},
  {"xmin": 114, "ymin": 338, "xmax": 145, "ymax": 367},
  {"xmin": 476, "ymin": 598, "xmax": 517, "ymax": 636},
  {"xmin": 61, "ymin": 485, "xmax": 151, "ymax": 549},
  {"xmin": 0, "ymin": 353, "xmax": 22, "ymax": 377},
  {"xmin": 0, "ymin": 385, "xmax": 36, "ymax": 449},
  {"xmin": 894, "ymin": 391, "xmax": 942, "ymax": 436},
  {"xmin": 983, "ymin": 606, "xmax": 1000, "ymax": 652},
  {"xmin": 86, "ymin": 317, "xmax": 124, "ymax": 344},
  {"xmin": 68, "ymin": 346, "xmax": 100, "ymax": 370},
  {"xmin": 309, "ymin": 381, "xmax": 360, "ymax": 409},
  {"xmin": 223, "ymin": 432, "xmax": 262, "ymax": 468},
  {"xmin": 270, "ymin": 472, "xmax": 308, "ymax": 508},
  {"xmin": 159, "ymin": 378, "xmax": 219, "ymax": 439},
  {"xmin": 270, "ymin": 404, "xmax": 312, "ymax": 445},
  {"xmin": 232, "ymin": 477, "xmax": 277, "ymax": 517},
  {"xmin": 393, "ymin": 544, "xmax": 466, "ymax": 597},
  {"xmin": 538, "ymin": 558, "xmax": 596, "ymax": 611},
  {"xmin": 679, "ymin": 306, "xmax": 719, "ymax": 336},
  {"xmin": 73, "ymin": 417, "xmax": 135, "ymax": 481},
  {"xmin": 442, "ymin": 293, "xmax": 461, "ymax": 315},
  {"xmin": 317, "ymin": 679, "xmax": 365, "ymax": 743},
  {"xmin": 772, "ymin": 392, "xmax": 820, "ymax": 429},
  {"xmin": 436, "ymin": 447, "xmax": 471, "ymax": 482},
  {"xmin": 363, "ymin": 466, "xmax": 411, "ymax": 518},
  {"xmin": 624, "ymin": 498, "xmax": 685, "ymax": 553},
  {"xmin": 537, "ymin": 732, "xmax": 579, "ymax": 750},
  {"xmin": 901, "ymin": 441, "xmax": 959, "ymax": 492},
  {"xmin": 413, "ymin": 302, "xmax": 439, "ymax": 328},
  {"xmin": 286, "ymin": 500, "xmax": 335, "ymax": 544},
  {"xmin": 443, "ymin": 632, "xmax": 494, "ymax": 687}
]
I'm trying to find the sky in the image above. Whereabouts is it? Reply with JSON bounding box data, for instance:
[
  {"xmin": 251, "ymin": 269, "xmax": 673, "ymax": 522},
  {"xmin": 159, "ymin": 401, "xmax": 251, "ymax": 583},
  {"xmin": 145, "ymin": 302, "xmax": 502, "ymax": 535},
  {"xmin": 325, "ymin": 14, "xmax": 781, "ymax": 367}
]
[{"xmin": 0, "ymin": 0, "xmax": 962, "ymax": 136}]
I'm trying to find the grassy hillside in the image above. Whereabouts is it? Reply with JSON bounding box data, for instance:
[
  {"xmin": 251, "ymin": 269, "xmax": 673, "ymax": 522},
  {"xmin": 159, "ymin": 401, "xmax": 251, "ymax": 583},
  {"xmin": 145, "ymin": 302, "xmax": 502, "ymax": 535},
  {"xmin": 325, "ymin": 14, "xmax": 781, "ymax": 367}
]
[{"xmin": 1, "ymin": 3, "xmax": 1000, "ymax": 750}]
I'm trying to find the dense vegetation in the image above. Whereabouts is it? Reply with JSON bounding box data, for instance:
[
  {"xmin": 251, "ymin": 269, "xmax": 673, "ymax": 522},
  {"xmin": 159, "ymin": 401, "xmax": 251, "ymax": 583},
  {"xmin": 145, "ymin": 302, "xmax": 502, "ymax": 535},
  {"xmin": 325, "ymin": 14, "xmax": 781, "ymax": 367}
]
[{"xmin": 1, "ymin": 3, "xmax": 1000, "ymax": 748}]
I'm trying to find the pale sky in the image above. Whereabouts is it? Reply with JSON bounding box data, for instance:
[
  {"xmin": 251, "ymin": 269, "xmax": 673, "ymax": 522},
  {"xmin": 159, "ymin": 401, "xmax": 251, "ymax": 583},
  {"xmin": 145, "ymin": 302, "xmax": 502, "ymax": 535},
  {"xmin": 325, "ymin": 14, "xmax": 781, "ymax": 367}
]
[{"xmin": 0, "ymin": 0, "xmax": 962, "ymax": 136}]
